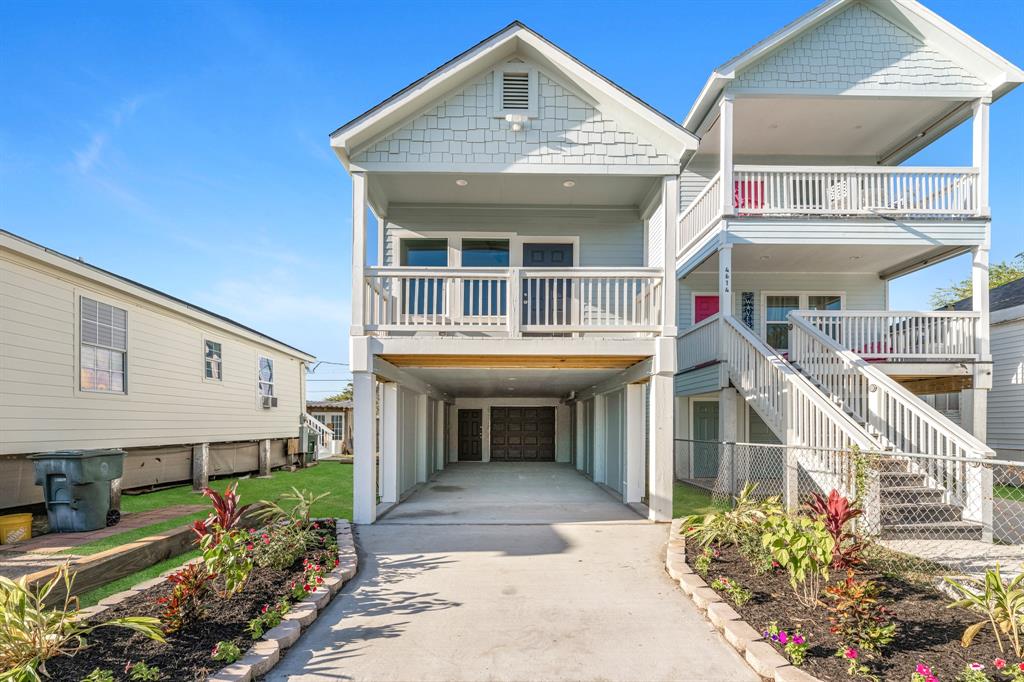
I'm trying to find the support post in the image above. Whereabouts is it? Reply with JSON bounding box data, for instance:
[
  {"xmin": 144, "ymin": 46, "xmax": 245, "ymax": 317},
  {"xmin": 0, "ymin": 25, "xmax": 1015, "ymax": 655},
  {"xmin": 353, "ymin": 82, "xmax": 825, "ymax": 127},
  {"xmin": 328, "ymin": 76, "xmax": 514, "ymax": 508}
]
[
  {"xmin": 575, "ymin": 402, "xmax": 586, "ymax": 472},
  {"xmin": 416, "ymin": 393, "xmax": 429, "ymax": 483},
  {"xmin": 719, "ymin": 95, "xmax": 734, "ymax": 217},
  {"xmin": 624, "ymin": 383, "xmax": 646, "ymax": 504},
  {"xmin": 647, "ymin": 373, "xmax": 675, "ymax": 521},
  {"xmin": 352, "ymin": 371, "xmax": 377, "ymax": 524},
  {"xmin": 379, "ymin": 381, "xmax": 399, "ymax": 506},
  {"xmin": 718, "ymin": 243, "xmax": 733, "ymax": 387},
  {"xmin": 109, "ymin": 477, "xmax": 122, "ymax": 514},
  {"xmin": 593, "ymin": 395, "xmax": 607, "ymax": 484},
  {"xmin": 192, "ymin": 443, "xmax": 210, "ymax": 492},
  {"xmin": 972, "ymin": 98, "xmax": 991, "ymax": 215},
  {"xmin": 435, "ymin": 401, "xmax": 446, "ymax": 472},
  {"xmin": 662, "ymin": 175, "xmax": 679, "ymax": 337},
  {"xmin": 972, "ymin": 246, "xmax": 991, "ymax": 360},
  {"xmin": 258, "ymin": 439, "xmax": 271, "ymax": 477},
  {"xmin": 508, "ymin": 267, "xmax": 522, "ymax": 338},
  {"xmin": 962, "ymin": 387, "xmax": 993, "ymax": 541},
  {"xmin": 783, "ymin": 390, "xmax": 799, "ymax": 513},
  {"xmin": 719, "ymin": 387, "xmax": 739, "ymax": 494},
  {"xmin": 351, "ymin": 172, "xmax": 367, "ymax": 336}
]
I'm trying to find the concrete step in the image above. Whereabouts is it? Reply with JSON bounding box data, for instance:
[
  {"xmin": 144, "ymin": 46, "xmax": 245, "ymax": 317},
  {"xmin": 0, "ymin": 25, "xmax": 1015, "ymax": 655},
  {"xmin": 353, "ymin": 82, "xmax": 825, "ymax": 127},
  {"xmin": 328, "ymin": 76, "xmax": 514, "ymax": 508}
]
[
  {"xmin": 880, "ymin": 520, "xmax": 983, "ymax": 541},
  {"xmin": 874, "ymin": 458, "xmax": 913, "ymax": 473},
  {"xmin": 879, "ymin": 486, "xmax": 946, "ymax": 505},
  {"xmin": 879, "ymin": 471, "xmax": 927, "ymax": 487},
  {"xmin": 880, "ymin": 502, "xmax": 963, "ymax": 525}
]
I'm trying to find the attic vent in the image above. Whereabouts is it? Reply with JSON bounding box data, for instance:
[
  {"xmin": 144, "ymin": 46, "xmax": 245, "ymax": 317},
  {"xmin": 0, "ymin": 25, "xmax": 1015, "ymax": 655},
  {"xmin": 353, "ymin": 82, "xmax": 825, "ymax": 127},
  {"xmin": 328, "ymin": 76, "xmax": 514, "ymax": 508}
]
[{"xmin": 502, "ymin": 72, "xmax": 530, "ymax": 110}]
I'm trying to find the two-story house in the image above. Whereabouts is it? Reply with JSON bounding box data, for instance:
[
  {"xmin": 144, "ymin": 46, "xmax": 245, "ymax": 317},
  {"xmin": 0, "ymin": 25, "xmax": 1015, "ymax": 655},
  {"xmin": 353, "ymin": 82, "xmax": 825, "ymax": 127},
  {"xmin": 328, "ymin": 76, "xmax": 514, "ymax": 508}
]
[{"xmin": 333, "ymin": 0, "xmax": 1022, "ymax": 529}]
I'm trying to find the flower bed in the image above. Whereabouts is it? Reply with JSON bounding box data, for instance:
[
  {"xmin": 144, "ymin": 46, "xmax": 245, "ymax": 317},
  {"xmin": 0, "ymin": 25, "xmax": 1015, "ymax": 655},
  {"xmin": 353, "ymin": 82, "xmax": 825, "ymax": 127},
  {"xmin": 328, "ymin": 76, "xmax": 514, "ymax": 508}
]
[
  {"xmin": 676, "ymin": 485, "xmax": 1024, "ymax": 682},
  {"xmin": 2, "ymin": 485, "xmax": 357, "ymax": 682}
]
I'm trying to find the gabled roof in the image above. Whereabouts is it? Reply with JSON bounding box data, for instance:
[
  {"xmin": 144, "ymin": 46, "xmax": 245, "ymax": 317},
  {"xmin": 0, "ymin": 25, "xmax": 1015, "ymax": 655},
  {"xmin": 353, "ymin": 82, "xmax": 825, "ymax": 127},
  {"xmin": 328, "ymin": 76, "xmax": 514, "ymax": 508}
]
[
  {"xmin": 330, "ymin": 21, "xmax": 698, "ymax": 170},
  {"xmin": 682, "ymin": 0, "xmax": 1024, "ymax": 131},
  {"xmin": 950, "ymin": 277, "xmax": 1024, "ymax": 313}
]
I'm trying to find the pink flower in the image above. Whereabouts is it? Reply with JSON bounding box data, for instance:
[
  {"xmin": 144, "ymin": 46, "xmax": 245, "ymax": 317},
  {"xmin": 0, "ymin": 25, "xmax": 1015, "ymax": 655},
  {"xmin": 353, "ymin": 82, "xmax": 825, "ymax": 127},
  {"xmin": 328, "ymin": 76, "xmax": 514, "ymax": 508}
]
[
  {"xmin": 246, "ymin": 543, "xmax": 254, "ymax": 551},
  {"xmin": 303, "ymin": 583, "xmax": 312, "ymax": 592},
  {"xmin": 844, "ymin": 648, "xmax": 858, "ymax": 660},
  {"xmin": 312, "ymin": 522, "xmax": 320, "ymax": 529},
  {"xmin": 792, "ymin": 634, "xmax": 805, "ymax": 645},
  {"xmin": 777, "ymin": 631, "xmax": 788, "ymax": 645},
  {"xmin": 970, "ymin": 663, "xmax": 984, "ymax": 671},
  {"xmin": 916, "ymin": 664, "xmax": 932, "ymax": 676},
  {"xmin": 1018, "ymin": 662, "xmax": 1024, "ymax": 672},
  {"xmin": 995, "ymin": 658, "xmax": 1007, "ymax": 670},
  {"xmin": 260, "ymin": 604, "xmax": 269, "ymax": 614},
  {"xmin": 316, "ymin": 576, "xmax": 324, "ymax": 584}
]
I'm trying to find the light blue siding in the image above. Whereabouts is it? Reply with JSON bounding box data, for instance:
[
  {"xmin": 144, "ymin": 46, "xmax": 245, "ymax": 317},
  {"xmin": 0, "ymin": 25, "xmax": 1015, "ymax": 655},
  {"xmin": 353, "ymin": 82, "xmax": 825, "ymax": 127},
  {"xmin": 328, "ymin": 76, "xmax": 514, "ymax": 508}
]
[{"xmin": 675, "ymin": 364, "xmax": 720, "ymax": 397}]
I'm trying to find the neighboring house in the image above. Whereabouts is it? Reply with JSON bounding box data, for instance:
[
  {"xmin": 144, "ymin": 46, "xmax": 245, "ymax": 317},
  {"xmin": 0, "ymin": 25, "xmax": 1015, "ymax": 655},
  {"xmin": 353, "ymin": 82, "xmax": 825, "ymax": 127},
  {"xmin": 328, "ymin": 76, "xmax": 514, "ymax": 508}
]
[
  {"xmin": 0, "ymin": 230, "xmax": 317, "ymax": 509},
  {"xmin": 333, "ymin": 0, "xmax": 1023, "ymax": 528},
  {"xmin": 306, "ymin": 400, "xmax": 354, "ymax": 454},
  {"xmin": 925, "ymin": 278, "xmax": 1024, "ymax": 460}
]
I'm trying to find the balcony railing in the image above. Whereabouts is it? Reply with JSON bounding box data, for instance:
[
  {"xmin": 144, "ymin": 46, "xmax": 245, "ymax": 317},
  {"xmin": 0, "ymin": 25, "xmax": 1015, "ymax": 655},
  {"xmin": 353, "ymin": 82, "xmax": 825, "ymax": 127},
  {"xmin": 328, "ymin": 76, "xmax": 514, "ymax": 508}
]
[
  {"xmin": 677, "ymin": 165, "xmax": 982, "ymax": 257},
  {"xmin": 363, "ymin": 266, "xmax": 663, "ymax": 335},
  {"xmin": 677, "ymin": 313, "xmax": 719, "ymax": 370},
  {"xmin": 791, "ymin": 310, "xmax": 981, "ymax": 360}
]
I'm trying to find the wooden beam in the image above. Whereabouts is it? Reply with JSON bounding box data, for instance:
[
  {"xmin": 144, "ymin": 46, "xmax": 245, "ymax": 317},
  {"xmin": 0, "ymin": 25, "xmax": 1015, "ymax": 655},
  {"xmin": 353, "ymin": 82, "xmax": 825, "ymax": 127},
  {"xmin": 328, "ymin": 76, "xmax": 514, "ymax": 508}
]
[
  {"xmin": 895, "ymin": 375, "xmax": 973, "ymax": 395},
  {"xmin": 378, "ymin": 354, "xmax": 648, "ymax": 369}
]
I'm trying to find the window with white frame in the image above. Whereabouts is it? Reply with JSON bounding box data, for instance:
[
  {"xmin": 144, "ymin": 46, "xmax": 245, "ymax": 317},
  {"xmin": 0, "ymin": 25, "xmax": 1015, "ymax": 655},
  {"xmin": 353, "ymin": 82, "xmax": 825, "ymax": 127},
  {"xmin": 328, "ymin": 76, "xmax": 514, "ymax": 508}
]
[
  {"xmin": 80, "ymin": 296, "xmax": 127, "ymax": 393},
  {"xmin": 764, "ymin": 293, "xmax": 843, "ymax": 352},
  {"xmin": 204, "ymin": 340, "xmax": 222, "ymax": 380},
  {"xmin": 329, "ymin": 413, "xmax": 344, "ymax": 436},
  {"xmin": 258, "ymin": 356, "xmax": 274, "ymax": 397}
]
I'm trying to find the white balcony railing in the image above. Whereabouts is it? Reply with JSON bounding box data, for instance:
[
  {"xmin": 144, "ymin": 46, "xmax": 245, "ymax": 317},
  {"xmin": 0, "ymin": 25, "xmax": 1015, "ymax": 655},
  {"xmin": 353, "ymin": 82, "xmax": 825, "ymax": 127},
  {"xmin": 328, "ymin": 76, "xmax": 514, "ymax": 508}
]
[
  {"xmin": 678, "ymin": 313, "xmax": 719, "ymax": 370},
  {"xmin": 793, "ymin": 310, "xmax": 981, "ymax": 360},
  {"xmin": 677, "ymin": 171, "xmax": 721, "ymax": 257},
  {"xmin": 363, "ymin": 266, "xmax": 663, "ymax": 335}
]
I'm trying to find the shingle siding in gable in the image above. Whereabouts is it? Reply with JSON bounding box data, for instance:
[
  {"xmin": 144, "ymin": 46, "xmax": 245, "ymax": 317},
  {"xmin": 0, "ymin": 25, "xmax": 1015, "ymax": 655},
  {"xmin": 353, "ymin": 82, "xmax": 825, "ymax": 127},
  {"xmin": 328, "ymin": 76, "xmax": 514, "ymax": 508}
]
[
  {"xmin": 734, "ymin": 3, "xmax": 984, "ymax": 92},
  {"xmin": 352, "ymin": 71, "xmax": 675, "ymax": 167}
]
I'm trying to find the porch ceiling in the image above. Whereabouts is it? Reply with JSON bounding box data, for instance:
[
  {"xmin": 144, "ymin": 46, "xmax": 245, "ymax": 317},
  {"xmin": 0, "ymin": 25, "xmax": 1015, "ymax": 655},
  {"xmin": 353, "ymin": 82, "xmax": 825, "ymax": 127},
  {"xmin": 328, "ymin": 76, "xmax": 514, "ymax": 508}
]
[
  {"xmin": 369, "ymin": 172, "xmax": 659, "ymax": 210},
  {"xmin": 687, "ymin": 243, "xmax": 965, "ymax": 278},
  {"xmin": 393, "ymin": 366, "xmax": 623, "ymax": 399}
]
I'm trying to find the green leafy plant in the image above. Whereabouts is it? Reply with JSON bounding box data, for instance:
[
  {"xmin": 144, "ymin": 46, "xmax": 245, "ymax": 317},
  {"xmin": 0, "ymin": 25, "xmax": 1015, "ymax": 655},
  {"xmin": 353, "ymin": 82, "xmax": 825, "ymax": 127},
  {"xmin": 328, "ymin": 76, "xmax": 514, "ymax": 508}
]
[
  {"xmin": 711, "ymin": 576, "xmax": 752, "ymax": 607},
  {"xmin": 250, "ymin": 525, "xmax": 312, "ymax": 571},
  {"xmin": 681, "ymin": 482, "xmax": 783, "ymax": 549},
  {"xmin": 211, "ymin": 640, "xmax": 242, "ymax": 664},
  {"xmin": 737, "ymin": 530, "xmax": 775, "ymax": 575},
  {"xmin": 763, "ymin": 623, "xmax": 809, "ymax": 666},
  {"xmin": 956, "ymin": 662, "xmax": 990, "ymax": 681},
  {"xmin": 289, "ymin": 555, "xmax": 331, "ymax": 600},
  {"xmin": 762, "ymin": 514, "xmax": 835, "ymax": 608},
  {"xmin": 838, "ymin": 647, "xmax": 877, "ymax": 682},
  {"xmin": 825, "ymin": 570, "xmax": 896, "ymax": 660},
  {"xmin": 254, "ymin": 487, "xmax": 330, "ymax": 529},
  {"xmin": 946, "ymin": 564, "xmax": 1024, "ymax": 657},
  {"xmin": 127, "ymin": 661, "xmax": 162, "ymax": 681},
  {"xmin": 157, "ymin": 563, "xmax": 215, "ymax": 634},
  {"xmin": 81, "ymin": 669, "xmax": 115, "ymax": 682},
  {"xmin": 200, "ymin": 526, "xmax": 254, "ymax": 598},
  {"xmin": 694, "ymin": 547, "xmax": 715, "ymax": 578},
  {"xmin": 805, "ymin": 489, "xmax": 864, "ymax": 569},
  {"xmin": 247, "ymin": 599, "xmax": 290, "ymax": 639},
  {"xmin": 192, "ymin": 482, "xmax": 252, "ymax": 542},
  {"xmin": 0, "ymin": 564, "xmax": 164, "ymax": 681}
]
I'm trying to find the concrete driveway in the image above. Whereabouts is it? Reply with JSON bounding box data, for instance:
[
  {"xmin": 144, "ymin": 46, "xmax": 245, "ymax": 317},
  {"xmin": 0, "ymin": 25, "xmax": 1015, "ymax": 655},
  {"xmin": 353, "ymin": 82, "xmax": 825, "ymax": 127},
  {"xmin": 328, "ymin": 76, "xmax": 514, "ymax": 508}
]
[{"xmin": 269, "ymin": 463, "xmax": 757, "ymax": 682}]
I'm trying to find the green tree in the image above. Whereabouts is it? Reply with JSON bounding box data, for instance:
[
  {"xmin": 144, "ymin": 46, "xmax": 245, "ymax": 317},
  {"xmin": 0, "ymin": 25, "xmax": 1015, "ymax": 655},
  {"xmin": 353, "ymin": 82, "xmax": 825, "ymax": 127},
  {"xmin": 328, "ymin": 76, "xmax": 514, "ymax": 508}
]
[
  {"xmin": 325, "ymin": 382, "xmax": 353, "ymax": 402},
  {"xmin": 930, "ymin": 252, "xmax": 1024, "ymax": 309}
]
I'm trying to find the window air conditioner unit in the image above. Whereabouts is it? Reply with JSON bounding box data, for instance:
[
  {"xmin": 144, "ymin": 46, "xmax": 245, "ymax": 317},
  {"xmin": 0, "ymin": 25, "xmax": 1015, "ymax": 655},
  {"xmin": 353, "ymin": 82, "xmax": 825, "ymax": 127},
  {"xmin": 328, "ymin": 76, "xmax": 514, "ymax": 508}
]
[{"xmin": 262, "ymin": 396, "xmax": 278, "ymax": 409}]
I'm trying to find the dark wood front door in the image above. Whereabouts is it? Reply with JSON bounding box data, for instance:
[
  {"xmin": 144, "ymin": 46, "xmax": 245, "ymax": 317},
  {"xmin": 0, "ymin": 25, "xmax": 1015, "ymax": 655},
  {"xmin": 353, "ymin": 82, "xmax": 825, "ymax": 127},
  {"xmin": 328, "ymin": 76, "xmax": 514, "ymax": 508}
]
[
  {"xmin": 490, "ymin": 406, "xmax": 556, "ymax": 461},
  {"xmin": 458, "ymin": 409, "xmax": 482, "ymax": 461}
]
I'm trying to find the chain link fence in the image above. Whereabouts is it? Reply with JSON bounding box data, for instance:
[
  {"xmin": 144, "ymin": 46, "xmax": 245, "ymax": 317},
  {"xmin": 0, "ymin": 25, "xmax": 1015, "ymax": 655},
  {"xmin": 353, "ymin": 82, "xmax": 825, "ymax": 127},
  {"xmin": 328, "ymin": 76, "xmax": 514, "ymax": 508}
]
[{"xmin": 675, "ymin": 438, "xmax": 1024, "ymax": 579}]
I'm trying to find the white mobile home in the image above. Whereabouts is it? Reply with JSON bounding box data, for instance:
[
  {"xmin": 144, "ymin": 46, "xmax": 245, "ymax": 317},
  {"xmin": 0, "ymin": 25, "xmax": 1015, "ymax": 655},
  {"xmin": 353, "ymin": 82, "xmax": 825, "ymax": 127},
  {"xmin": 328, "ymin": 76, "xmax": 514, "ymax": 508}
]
[{"xmin": 0, "ymin": 230, "xmax": 317, "ymax": 508}]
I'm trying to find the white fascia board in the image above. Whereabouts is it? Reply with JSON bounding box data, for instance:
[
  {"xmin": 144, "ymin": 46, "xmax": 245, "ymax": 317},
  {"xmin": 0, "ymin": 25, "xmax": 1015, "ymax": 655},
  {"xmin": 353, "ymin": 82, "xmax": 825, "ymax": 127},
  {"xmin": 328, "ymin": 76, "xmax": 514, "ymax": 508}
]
[
  {"xmin": 349, "ymin": 161, "xmax": 681, "ymax": 176},
  {"xmin": 0, "ymin": 232, "xmax": 316, "ymax": 362},
  {"xmin": 992, "ymin": 304, "xmax": 1024, "ymax": 326}
]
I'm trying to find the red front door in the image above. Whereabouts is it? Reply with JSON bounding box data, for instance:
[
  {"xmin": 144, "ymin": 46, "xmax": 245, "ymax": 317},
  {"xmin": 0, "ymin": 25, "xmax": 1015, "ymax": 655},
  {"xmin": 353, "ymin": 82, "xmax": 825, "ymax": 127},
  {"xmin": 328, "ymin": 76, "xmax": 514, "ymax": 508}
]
[{"xmin": 694, "ymin": 295, "xmax": 720, "ymax": 323}]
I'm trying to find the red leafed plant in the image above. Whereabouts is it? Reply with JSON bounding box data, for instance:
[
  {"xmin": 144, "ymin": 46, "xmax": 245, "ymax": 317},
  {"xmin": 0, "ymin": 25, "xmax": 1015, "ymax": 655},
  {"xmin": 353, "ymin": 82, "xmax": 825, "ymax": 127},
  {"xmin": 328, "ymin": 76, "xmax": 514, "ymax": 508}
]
[
  {"xmin": 192, "ymin": 482, "xmax": 252, "ymax": 543},
  {"xmin": 157, "ymin": 563, "xmax": 216, "ymax": 633},
  {"xmin": 806, "ymin": 489, "xmax": 864, "ymax": 569}
]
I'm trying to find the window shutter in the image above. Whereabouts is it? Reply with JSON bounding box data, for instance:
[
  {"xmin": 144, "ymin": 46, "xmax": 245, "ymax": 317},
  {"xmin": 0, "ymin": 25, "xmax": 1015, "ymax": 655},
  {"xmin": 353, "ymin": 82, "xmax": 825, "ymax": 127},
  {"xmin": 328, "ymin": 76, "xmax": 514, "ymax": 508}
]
[{"xmin": 502, "ymin": 72, "xmax": 530, "ymax": 111}]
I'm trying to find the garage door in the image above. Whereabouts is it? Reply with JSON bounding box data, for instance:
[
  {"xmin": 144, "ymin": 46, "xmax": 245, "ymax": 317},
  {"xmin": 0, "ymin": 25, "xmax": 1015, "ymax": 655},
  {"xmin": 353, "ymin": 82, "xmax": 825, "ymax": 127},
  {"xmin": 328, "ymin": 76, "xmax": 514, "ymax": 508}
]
[{"xmin": 490, "ymin": 406, "xmax": 555, "ymax": 461}]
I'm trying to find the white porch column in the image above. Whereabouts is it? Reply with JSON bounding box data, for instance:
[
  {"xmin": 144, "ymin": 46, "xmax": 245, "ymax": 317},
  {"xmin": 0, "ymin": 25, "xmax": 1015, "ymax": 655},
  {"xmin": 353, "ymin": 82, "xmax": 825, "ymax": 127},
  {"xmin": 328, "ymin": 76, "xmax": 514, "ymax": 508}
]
[
  {"xmin": 719, "ymin": 95, "xmax": 734, "ymax": 217},
  {"xmin": 718, "ymin": 243, "xmax": 734, "ymax": 388},
  {"xmin": 972, "ymin": 246, "xmax": 991, "ymax": 360},
  {"xmin": 719, "ymin": 388, "xmax": 740, "ymax": 495},
  {"xmin": 624, "ymin": 383, "xmax": 646, "ymax": 504},
  {"xmin": 575, "ymin": 403, "xmax": 586, "ymax": 472},
  {"xmin": 351, "ymin": 172, "xmax": 367, "ymax": 336},
  {"xmin": 352, "ymin": 371, "xmax": 378, "ymax": 524},
  {"xmin": 972, "ymin": 98, "xmax": 991, "ymax": 215},
  {"xmin": 435, "ymin": 401, "xmax": 446, "ymax": 472},
  {"xmin": 593, "ymin": 395, "xmax": 607, "ymax": 484},
  {"xmin": 379, "ymin": 381, "xmax": 399, "ymax": 506},
  {"xmin": 647, "ymin": 373, "xmax": 675, "ymax": 521},
  {"xmin": 662, "ymin": 175, "xmax": 679, "ymax": 337},
  {"xmin": 416, "ymin": 393, "xmax": 429, "ymax": 483}
]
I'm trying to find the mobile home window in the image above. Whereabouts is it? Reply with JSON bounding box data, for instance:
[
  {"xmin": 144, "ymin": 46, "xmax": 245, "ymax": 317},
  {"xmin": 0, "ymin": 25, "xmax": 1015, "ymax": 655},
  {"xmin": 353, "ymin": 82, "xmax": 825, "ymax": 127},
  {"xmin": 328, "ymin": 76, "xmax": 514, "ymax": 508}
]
[
  {"xmin": 204, "ymin": 340, "xmax": 223, "ymax": 380},
  {"xmin": 258, "ymin": 356, "xmax": 274, "ymax": 397},
  {"xmin": 80, "ymin": 296, "xmax": 127, "ymax": 393}
]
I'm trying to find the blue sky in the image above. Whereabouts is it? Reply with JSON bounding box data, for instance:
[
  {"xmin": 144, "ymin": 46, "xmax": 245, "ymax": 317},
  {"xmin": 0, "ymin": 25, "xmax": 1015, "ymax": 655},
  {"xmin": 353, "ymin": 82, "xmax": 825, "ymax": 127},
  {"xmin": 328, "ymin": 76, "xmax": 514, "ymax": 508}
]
[{"xmin": 2, "ymin": 0, "xmax": 1021, "ymax": 399}]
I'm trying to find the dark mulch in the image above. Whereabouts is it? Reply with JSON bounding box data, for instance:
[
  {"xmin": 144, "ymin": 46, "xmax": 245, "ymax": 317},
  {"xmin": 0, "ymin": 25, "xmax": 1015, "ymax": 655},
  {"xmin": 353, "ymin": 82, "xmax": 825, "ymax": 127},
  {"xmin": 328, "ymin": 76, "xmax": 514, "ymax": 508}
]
[
  {"xmin": 687, "ymin": 541, "xmax": 1014, "ymax": 681},
  {"xmin": 46, "ymin": 520, "xmax": 337, "ymax": 682}
]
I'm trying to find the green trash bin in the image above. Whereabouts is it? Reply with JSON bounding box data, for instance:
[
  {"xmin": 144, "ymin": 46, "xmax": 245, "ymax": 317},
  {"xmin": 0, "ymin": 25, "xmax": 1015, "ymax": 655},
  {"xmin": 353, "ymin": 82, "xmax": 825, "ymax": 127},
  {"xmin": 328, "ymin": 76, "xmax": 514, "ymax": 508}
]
[{"xmin": 29, "ymin": 449, "xmax": 125, "ymax": 532}]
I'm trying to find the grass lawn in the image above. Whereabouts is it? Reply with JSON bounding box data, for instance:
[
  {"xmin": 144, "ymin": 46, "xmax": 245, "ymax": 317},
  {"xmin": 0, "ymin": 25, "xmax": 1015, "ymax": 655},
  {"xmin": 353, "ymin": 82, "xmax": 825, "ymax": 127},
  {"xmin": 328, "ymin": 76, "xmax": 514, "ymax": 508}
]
[
  {"xmin": 64, "ymin": 463, "xmax": 354, "ymax": 556},
  {"xmin": 673, "ymin": 480, "xmax": 726, "ymax": 519}
]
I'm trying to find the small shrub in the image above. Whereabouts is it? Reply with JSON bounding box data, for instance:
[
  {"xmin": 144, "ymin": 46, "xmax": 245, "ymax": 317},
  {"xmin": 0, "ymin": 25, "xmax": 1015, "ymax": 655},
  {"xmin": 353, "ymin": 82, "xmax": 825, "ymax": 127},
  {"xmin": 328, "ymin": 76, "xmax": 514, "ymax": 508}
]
[
  {"xmin": 192, "ymin": 482, "xmax": 252, "ymax": 542},
  {"xmin": 946, "ymin": 564, "xmax": 1024, "ymax": 657},
  {"xmin": 805, "ymin": 489, "xmax": 864, "ymax": 569},
  {"xmin": 211, "ymin": 640, "xmax": 242, "ymax": 664},
  {"xmin": 694, "ymin": 547, "xmax": 715, "ymax": 578},
  {"xmin": 838, "ymin": 647, "xmax": 876, "ymax": 681},
  {"xmin": 956, "ymin": 662, "xmax": 989, "ymax": 682},
  {"xmin": 996, "ymin": 659, "xmax": 1024, "ymax": 681},
  {"xmin": 127, "ymin": 661, "xmax": 162, "ymax": 681},
  {"xmin": 247, "ymin": 599, "xmax": 290, "ymax": 639},
  {"xmin": 763, "ymin": 622, "xmax": 809, "ymax": 666},
  {"xmin": 826, "ymin": 570, "xmax": 895, "ymax": 674},
  {"xmin": 289, "ymin": 555, "xmax": 331, "ymax": 600},
  {"xmin": 200, "ymin": 526, "xmax": 254, "ymax": 598},
  {"xmin": 81, "ymin": 669, "xmax": 115, "ymax": 682},
  {"xmin": 253, "ymin": 487, "xmax": 330, "ymax": 529},
  {"xmin": 250, "ymin": 524, "xmax": 312, "ymax": 571},
  {"xmin": 762, "ymin": 514, "xmax": 835, "ymax": 608},
  {"xmin": 737, "ymin": 530, "xmax": 774, "ymax": 575},
  {"xmin": 0, "ymin": 564, "xmax": 164, "ymax": 680},
  {"xmin": 682, "ymin": 482, "xmax": 782, "ymax": 549},
  {"xmin": 711, "ymin": 577, "xmax": 752, "ymax": 607},
  {"xmin": 157, "ymin": 563, "xmax": 215, "ymax": 634}
]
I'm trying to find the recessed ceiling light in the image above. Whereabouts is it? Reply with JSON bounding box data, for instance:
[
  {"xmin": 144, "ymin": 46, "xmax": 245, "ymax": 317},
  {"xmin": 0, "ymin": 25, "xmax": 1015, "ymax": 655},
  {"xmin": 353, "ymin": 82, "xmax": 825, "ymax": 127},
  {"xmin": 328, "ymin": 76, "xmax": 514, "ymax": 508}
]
[
  {"xmin": 768, "ymin": 123, "xmax": 779, "ymax": 129},
  {"xmin": 562, "ymin": 179, "xmax": 576, "ymax": 188},
  {"xmin": 455, "ymin": 179, "xmax": 469, "ymax": 187},
  {"xmin": 854, "ymin": 125, "xmax": 863, "ymax": 130},
  {"xmin": 507, "ymin": 377, "xmax": 517, "ymax": 381},
  {"xmin": 759, "ymin": 255, "xmax": 770, "ymax": 261},
  {"xmin": 849, "ymin": 255, "xmax": 862, "ymax": 261}
]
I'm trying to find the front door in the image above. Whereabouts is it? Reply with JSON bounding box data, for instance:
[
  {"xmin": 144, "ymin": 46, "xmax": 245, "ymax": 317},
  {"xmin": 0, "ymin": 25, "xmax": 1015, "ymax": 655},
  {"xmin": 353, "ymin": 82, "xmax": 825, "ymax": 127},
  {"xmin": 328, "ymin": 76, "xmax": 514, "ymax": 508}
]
[
  {"xmin": 458, "ymin": 409, "xmax": 482, "ymax": 462},
  {"xmin": 490, "ymin": 406, "xmax": 556, "ymax": 461},
  {"xmin": 692, "ymin": 400, "xmax": 720, "ymax": 479},
  {"xmin": 694, "ymin": 295, "xmax": 720, "ymax": 323},
  {"xmin": 522, "ymin": 243, "xmax": 573, "ymax": 328}
]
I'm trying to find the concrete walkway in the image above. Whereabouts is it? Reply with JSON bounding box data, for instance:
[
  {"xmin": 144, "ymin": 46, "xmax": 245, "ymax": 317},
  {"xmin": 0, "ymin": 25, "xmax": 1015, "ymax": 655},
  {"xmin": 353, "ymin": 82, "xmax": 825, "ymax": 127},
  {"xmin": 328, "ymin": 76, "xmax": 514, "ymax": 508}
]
[{"xmin": 270, "ymin": 463, "xmax": 757, "ymax": 682}]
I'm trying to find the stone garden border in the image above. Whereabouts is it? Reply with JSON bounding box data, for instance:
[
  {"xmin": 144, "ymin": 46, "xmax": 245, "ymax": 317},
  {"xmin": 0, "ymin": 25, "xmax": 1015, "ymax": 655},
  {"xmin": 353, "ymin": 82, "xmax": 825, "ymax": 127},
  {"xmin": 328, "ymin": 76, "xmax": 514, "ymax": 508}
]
[
  {"xmin": 77, "ymin": 519, "xmax": 358, "ymax": 682},
  {"xmin": 665, "ymin": 519, "xmax": 822, "ymax": 682}
]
